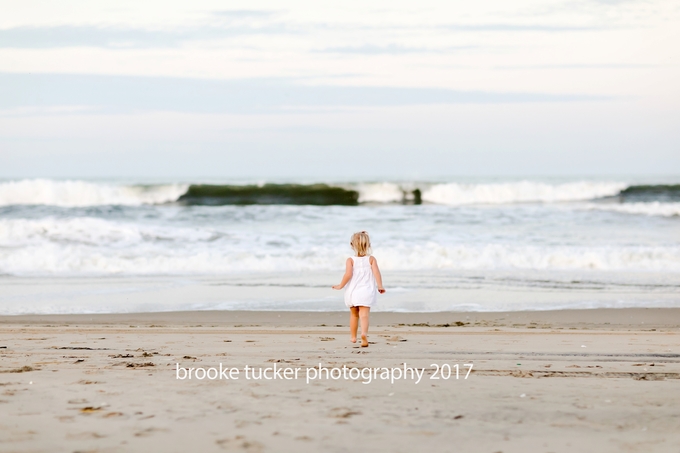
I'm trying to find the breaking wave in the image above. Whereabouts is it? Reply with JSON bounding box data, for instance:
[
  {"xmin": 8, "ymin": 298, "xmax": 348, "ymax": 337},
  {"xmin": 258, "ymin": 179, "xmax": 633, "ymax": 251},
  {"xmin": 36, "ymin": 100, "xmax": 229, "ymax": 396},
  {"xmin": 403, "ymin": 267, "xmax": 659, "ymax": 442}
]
[
  {"xmin": 419, "ymin": 181, "xmax": 626, "ymax": 205},
  {"xmin": 0, "ymin": 179, "xmax": 677, "ymax": 208},
  {"xmin": 0, "ymin": 179, "xmax": 187, "ymax": 207}
]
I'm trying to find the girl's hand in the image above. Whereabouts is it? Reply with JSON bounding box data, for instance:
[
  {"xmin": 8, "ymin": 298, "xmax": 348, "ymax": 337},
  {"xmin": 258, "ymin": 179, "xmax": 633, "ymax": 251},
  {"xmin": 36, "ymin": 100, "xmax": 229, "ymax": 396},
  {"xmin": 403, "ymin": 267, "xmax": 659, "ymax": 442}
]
[
  {"xmin": 378, "ymin": 287, "xmax": 386, "ymax": 294},
  {"xmin": 332, "ymin": 285, "xmax": 342, "ymax": 290}
]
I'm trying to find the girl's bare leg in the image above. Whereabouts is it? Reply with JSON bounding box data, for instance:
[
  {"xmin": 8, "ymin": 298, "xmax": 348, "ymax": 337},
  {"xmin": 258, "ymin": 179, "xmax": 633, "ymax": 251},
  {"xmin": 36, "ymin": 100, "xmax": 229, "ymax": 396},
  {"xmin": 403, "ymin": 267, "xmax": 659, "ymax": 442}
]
[
  {"xmin": 349, "ymin": 307, "xmax": 359, "ymax": 343},
  {"xmin": 359, "ymin": 306, "xmax": 370, "ymax": 347}
]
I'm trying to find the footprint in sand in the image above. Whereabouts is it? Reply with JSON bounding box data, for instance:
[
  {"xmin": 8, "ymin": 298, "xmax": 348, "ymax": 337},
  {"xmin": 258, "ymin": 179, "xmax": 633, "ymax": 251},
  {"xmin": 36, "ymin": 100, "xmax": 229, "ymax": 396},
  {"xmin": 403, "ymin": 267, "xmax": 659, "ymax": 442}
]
[
  {"xmin": 65, "ymin": 431, "xmax": 106, "ymax": 439},
  {"xmin": 216, "ymin": 436, "xmax": 264, "ymax": 452},
  {"xmin": 328, "ymin": 407, "xmax": 361, "ymax": 418},
  {"xmin": 134, "ymin": 427, "xmax": 168, "ymax": 437}
]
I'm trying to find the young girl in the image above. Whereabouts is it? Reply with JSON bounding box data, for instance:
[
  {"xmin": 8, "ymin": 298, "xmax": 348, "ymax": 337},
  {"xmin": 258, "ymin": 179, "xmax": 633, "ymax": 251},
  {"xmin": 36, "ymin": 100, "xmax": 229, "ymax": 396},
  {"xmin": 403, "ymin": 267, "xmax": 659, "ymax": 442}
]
[{"xmin": 332, "ymin": 231, "xmax": 385, "ymax": 347}]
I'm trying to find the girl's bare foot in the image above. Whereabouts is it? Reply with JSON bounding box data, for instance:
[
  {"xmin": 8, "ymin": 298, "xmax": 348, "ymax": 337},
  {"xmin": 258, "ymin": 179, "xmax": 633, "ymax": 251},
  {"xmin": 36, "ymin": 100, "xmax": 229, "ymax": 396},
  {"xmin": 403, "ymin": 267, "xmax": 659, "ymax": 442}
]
[
  {"xmin": 350, "ymin": 337, "xmax": 357, "ymax": 343},
  {"xmin": 361, "ymin": 335, "xmax": 368, "ymax": 347}
]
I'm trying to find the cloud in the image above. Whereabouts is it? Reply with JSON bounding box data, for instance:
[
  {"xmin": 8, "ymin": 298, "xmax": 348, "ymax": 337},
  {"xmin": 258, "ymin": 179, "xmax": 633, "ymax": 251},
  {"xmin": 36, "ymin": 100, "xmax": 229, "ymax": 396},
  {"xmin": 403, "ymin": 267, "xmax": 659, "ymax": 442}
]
[
  {"xmin": 0, "ymin": 25, "xmax": 290, "ymax": 49},
  {"xmin": 440, "ymin": 24, "xmax": 605, "ymax": 32},
  {"xmin": 315, "ymin": 44, "xmax": 476, "ymax": 55},
  {"xmin": 0, "ymin": 73, "xmax": 611, "ymax": 115},
  {"xmin": 212, "ymin": 10, "xmax": 279, "ymax": 18},
  {"xmin": 0, "ymin": 18, "xmax": 611, "ymax": 50},
  {"xmin": 495, "ymin": 64, "xmax": 658, "ymax": 69}
]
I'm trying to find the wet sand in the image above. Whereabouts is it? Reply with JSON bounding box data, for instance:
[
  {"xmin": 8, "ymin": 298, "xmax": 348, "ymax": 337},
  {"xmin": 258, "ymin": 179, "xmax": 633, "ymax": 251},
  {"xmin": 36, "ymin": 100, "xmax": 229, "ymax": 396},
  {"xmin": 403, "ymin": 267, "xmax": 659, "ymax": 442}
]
[{"xmin": 1, "ymin": 308, "xmax": 679, "ymax": 452}]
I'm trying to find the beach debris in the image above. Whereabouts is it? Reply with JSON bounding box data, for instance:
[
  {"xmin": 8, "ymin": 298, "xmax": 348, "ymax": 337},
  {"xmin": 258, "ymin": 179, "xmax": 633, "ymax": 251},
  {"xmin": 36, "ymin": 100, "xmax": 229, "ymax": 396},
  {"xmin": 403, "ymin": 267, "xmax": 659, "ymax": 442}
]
[
  {"xmin": 80, "ymin": 406, "xmax": 102, "ymax": 413},
  {"xmin": 581, "ymin": 345, "xmax": 587, "ymax": 348},
  {"xmin": 183, "ymin": 356, "xmax": 197, "ymax": 360},
  {"xmin": 520, "ymin": 394, "xmax": 526, "ymax": 398},
  {"xmin": 1, "ymin": 366, "xmax": 34, "ymax": 373},
  {"xmin": 57, "ymin": 346, "xmax": 110, "ymax": 350},
  {"xmin": 453, "ymin": 415, "xmax": 464, "ymax": 419},
  {"xmin": 109, "ymin": 354, "xmax": 133, "ymax": 358},
  {"xmin": 74, "ymin": 359, "xmax": 85, "ymax": 363},
  {"xmin": 126, "ymin": 362, "xmax": 155, "ymax": 368},
  {"xmin": 395, "ymin": 322, "xmax": 468, "ymax": 327},
  {"xmin": 634, "ymin": 374, "xmax": 665, "ymax": 381},
  {"xmin": 141, "ymin": 352, "xmax": 154, "ymax": 357},
  {"xmin": 319, "ymin": 337, "xmax": 335, "ymax": 341},
  {"xmin": 510, "ymin": 371, "xmax": 534, "ymax": 378}
]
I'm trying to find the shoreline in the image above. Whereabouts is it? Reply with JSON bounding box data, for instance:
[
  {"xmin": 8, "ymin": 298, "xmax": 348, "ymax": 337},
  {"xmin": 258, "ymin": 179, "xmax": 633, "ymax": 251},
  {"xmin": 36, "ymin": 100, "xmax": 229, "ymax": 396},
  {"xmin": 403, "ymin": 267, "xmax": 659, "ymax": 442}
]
[{"xmin": 3, "ymin": 307, "xmax": 679, "ymax": 330}]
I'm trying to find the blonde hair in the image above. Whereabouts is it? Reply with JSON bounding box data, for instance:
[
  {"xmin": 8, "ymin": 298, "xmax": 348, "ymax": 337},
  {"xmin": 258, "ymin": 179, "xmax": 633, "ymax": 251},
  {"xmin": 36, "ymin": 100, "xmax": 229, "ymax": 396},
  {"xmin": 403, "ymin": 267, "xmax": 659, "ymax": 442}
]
[{"xmin": 350, "ymin": 231, "xmax": 371, "ymax": 257}]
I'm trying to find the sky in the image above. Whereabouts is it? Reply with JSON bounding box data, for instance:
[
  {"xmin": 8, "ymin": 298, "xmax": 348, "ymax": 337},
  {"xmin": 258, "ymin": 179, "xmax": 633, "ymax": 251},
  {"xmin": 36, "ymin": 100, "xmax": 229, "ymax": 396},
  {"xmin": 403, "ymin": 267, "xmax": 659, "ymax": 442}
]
[{"xmin": 0, "ymin": 0, "xmax": 678, "ymax": 180}]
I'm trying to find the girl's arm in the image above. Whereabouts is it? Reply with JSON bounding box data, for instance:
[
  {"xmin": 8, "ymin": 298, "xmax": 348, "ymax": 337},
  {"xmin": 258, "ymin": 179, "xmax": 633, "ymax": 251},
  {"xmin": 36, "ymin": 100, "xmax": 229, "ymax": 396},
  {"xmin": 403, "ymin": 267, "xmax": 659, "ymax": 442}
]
[
  {"xmin": 369, "ymin": 256, "xmax": 386, "ymax": 293},
  {"xmin": 332, "ymin": 258, "xmax": 353, "ymax": 290}
]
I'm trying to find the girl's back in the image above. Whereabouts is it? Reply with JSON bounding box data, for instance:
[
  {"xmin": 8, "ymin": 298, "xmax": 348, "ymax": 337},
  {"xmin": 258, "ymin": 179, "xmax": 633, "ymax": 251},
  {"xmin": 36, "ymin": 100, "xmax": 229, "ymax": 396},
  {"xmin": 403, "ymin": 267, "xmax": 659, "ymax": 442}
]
[
  {"xmin": 332, "ymin": 231, "xmax": 385, "ymax": 347},
  {"xmin": 344, "ymin": 256, "xmax": 378, "ymax": 308}
]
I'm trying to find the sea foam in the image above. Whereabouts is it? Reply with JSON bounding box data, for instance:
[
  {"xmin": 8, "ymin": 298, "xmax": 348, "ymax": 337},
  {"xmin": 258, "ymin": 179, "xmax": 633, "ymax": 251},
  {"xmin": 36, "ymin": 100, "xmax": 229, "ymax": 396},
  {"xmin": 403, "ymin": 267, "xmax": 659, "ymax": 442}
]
[
  {"xmin": 2, "ymin": 217, "xmax": 679, "ymax": 275},
  {"xmin": 580, "ymin": 202, "xmax": 680, "ymax": 217},
  {"xmin": 0, "ymin": 179, "xmax": 188, "ymax": 207}
]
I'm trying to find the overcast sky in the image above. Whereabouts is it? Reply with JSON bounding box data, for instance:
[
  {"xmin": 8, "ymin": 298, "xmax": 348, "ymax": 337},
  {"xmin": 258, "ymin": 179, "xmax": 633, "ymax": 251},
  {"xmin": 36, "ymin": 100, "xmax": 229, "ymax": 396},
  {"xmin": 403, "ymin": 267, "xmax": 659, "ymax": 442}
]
[{"xmin": 0, "ymin": 0, "xmax": 678, "ymax": 180}]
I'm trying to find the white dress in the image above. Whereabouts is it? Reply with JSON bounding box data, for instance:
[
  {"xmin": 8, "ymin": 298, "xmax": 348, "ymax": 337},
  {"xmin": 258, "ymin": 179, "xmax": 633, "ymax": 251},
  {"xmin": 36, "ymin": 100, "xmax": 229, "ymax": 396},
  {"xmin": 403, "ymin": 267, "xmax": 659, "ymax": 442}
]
[{"xmin": 344, "ymin": 256, "xmax": 378, "ymax": 308}]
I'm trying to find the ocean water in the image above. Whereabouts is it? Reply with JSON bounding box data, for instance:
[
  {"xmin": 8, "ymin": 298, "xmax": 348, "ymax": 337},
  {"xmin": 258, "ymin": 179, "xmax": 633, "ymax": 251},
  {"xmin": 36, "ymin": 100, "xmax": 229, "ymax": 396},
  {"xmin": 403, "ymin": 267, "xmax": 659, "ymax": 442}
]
[{"xmin": 1, "ymin": 177, "xmax": 679, "ymax": 314}]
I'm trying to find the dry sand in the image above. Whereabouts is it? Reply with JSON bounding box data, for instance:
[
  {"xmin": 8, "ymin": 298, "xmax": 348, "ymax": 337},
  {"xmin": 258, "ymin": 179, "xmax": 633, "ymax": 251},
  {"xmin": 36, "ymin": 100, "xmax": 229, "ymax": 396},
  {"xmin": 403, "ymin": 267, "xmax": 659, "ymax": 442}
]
[{"xmin": 1, "ymin": 308, "xmax": 679, "ymax": 452}]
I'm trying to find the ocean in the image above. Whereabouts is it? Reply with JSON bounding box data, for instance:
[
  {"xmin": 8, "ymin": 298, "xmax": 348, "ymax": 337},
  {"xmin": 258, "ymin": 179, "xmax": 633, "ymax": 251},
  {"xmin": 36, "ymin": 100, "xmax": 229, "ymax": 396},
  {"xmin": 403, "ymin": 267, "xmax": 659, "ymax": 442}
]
[{"xmin": 1, "ymin": 177, "xmax": 679, "ymax": 314}]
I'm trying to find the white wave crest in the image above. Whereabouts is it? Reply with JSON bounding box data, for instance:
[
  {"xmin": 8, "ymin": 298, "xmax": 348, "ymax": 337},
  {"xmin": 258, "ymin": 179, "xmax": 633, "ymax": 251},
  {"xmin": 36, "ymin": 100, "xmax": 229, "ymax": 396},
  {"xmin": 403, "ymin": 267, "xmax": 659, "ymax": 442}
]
[
  {"xmin": 421, "ymin": 181, "xmax": 627, "ymax": 205},
  {"xmin": 1, "ymin": 218, "xmax": 679, "ymax": 275},
  {"xmin": 355, "ymin": 183, "xmax": 406, "ymax": 203},
  {"xmin": 581, "ymin": 202, "xmax": 680, "ymax": 217},
  {"xmin": 0, "ymin": 179, "xmax": 188, "ymax": 207},
  {"xmin": 0, "ymin": 179, "xmax": 633, "ymax": 207}
]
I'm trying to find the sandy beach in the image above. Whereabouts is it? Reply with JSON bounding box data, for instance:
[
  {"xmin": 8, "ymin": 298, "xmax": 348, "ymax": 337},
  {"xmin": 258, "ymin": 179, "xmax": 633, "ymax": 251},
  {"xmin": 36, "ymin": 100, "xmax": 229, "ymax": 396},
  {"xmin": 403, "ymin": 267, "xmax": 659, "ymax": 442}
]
[{"xmin": 1, "ymin": 308, "xmax": 679, "ymax": 453}]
